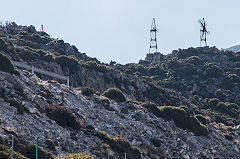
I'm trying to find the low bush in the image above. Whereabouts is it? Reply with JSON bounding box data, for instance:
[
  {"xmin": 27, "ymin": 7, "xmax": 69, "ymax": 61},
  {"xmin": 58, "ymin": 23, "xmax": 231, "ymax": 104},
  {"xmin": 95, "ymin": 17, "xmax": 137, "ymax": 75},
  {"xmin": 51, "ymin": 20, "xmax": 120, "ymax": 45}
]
[
  {"xmin": 124, "ymin": 69, "xmax": 133, "ymax": 75},
  {"xmin": 0, "ymin": 144, "xmax": 27, "ymax": 159},
  {"xmin": 62, "ymin": 153, "xmax": 93, "ymax": 159},
  {"xmin": 46, "ymin": 105, "xmax": 84, "ymax": 130},
  {"xmin": 141, "ymin": 103, "xmax": 208, "ymax": 135},
  {"xmin": 195, "ymin": 114, "xmax": 207, "ymax": 125},
  {"xmin": 148, "ymin": 64, "xmax": 166, "ymax": 76},
  {"xmin": 103, "ymin": 88, "xmax": 126, "ymax": 102},
  {"xmin": 158, "ymin": 106, "xmax": 208, "ymax": 136},
  {"xmin": 85, "ymin": 60, "xmax": 108, "ymax": 73},
  {"xmin": 208, "ymin": 98, "xmax": 220, "ymax": 108},
  {"xmin": 7, "ymin": 98, "xmax": 24, "ymax": 114},
  {"xmin": 214, "ymin": 102, "xmax": 239, "ymax": 117},
  {"xmin": 81, "ymin": 87, "xmax": 95, "ymax": 96},
  {"xmin": 0, "ymin": 52, "xmax": 19, "ymax": 75},
  {"xmin": 0, "ymin": 136, "xmax": 54, "ymax": 159},
  {"xmin": 140, "ymin": 102, "xmax": 160, "ymax": 116},
  {"xmin": 39, "ymin": 52, "xmax": 55, "ymax": 62},
  {"xmin": 23, "ymin": 143, "xmax": 54, "ymax": 159},
  {"xmin": 96, "ymin": 131, "xmax": 141, "ymax": 159},
  {"xmin": 177, "ymin": 47, "xmax": 200, "ymax": 59},
  {"xmin": 150, "ymin": 138, "xmax": 161, "ymax": 147},
  {"xmin": 216, "ymin": 102, "xmax": 228, "ymax": 112},
  {"xmin": 55, "ymin": 55, "xmax": 79, "ymax": 71},
  {"xmin": 0, "ymin": 38, "xmax": 8, "ymax": 52},
  {"xmin": 203, "ymin": 63, "xmax": 223, "ymax": 78},
  {"xmin": 226, "ymin": 103, "xmax": 239, "ymax": 109},
  {"xmin": 185, "ymin": 56, "xmax": 203, "ymax": 66}
]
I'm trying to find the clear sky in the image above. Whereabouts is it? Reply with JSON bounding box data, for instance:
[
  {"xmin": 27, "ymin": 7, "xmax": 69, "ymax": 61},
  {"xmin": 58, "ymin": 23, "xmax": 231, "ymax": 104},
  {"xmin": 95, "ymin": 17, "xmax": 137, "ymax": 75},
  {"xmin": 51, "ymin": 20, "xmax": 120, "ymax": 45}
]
[{"xmin": 1, "ymin": 0, "xmax": 240, "ymax": 64}]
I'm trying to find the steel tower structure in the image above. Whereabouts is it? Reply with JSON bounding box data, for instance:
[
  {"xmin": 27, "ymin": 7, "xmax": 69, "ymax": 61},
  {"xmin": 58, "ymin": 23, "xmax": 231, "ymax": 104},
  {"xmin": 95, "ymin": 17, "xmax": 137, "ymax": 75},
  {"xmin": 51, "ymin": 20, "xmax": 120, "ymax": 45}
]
[
  {"xmin": 198, "ymin": 18, "xmax": 210, "ymax": 47},
  {"xmin": 149, "ymin": 18, "xmax": 158, "ymax": 53}
]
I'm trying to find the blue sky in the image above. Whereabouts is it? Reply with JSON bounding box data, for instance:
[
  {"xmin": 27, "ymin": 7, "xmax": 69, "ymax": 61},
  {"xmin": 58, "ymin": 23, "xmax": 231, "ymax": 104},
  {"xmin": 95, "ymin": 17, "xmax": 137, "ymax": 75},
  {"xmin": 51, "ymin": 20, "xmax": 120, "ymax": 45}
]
[{"xmin": 1, "ymin": 0, "xmax": 240, "ymax": 64}]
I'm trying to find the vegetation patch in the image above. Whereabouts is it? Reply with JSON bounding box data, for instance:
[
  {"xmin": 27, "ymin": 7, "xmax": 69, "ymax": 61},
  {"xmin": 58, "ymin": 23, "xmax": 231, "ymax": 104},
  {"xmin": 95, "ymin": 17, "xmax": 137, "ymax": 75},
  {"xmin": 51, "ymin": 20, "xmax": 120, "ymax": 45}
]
[
  {"xmin": 140, "ymin": 102, "xmax": 160, "ymax": 115},
  {"xmin": 208, "ymin": 98, "xmax": 220, "ymax": 108},
  {"xmin": 23, "ymin": 143, "xmax": 54, "ymax": 159},
  {"xmin": 203, "ymin": 63, "xmax": 223, "ymax": 78},
  {"xmin": 0, "ymin": 52, "xmax": 19, "ymax": 75},
  {"xmin": 0, "ymin": 38, "xmax": 8, "ymax": 53},
  {"xmin": 61, "ymin": 153, "xmax": 93, "ymax": 159},
  {"xmin": 143, "ymin": 105, "xmax": 208, "ymax": 136},
  {"xmin": 96, "ymin": 131, "xmax": 141, "ymax": 159},
  {"xmin": 81, "ymin": 87, "xmax": 95, "ymax": 96},
  {"xmin": 185, "ymin": 56, "xmax": 203, "ymax": 66},
  {"xmin": 7, "ymin": 98, "xmax": 24, "ymax": 114},
  {"xmin": 55, "ymin": 55, "xmax": 79, "ymax": 71},
  {"xmin": 46, "ymin": 105, "xmax": 84, "ymax": 130},
  {"xmin": 214, "ymin": 102, "xmax": 239, "ymax": 117},
  {"xmin": 103, "ymin": 88, "xmax": 126, "ymax": 102},
  {"xmin": 0, "ymin": 144, "xmax": 27, "ymax": 159},
  {"xmin": 85, "ymin": 60, "xmax": 108, "ymax": 73},
  {"xmin": 150, "ymin": 138, "xmax": 161, "ymax": 147},
  {"xmin": 158, "ymin": 106, "xmax": 208, "ymax": 136},
  {"xmin": 0, "ymin": 136, "xmax": 53, "ymax": 159},
  {"xmin": 195, "ymin": 114, "xmax": 207, "ymax": 125}
]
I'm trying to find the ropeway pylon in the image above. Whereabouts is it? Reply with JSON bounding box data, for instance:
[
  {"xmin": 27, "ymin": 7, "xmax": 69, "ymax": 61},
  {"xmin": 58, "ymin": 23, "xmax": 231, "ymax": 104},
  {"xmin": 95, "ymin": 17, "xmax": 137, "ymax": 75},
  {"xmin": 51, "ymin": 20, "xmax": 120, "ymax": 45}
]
[{"xmin": 149, "ymin": 18, "xmax": 158, "ymax": 53}]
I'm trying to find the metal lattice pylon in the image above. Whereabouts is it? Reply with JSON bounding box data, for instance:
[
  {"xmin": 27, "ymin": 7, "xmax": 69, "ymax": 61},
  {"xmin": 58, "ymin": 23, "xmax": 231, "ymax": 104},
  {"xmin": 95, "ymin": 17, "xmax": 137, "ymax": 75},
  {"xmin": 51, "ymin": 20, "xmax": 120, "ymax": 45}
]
[
  {"xmin": 149, "ymin": 18, "xmax": 158, "ymax": 53},
  {"xmin": 198, "ymin": 18, "xmax": 210, "ymax": 47}
]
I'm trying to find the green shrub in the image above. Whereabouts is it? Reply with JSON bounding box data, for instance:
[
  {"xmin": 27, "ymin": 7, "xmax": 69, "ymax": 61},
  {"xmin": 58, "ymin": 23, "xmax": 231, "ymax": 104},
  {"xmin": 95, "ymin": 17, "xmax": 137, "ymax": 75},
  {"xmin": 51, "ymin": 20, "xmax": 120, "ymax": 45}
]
[
  {"xmin": 177, "ymin": 47, "xmax": 198, "ymax": 59},
  {"xmin": 46, "ymin": 105, "xmax": 84, "ymax": 130},
  {"xmin": 143, "ymin": 83, "xmax": 165, "ymax": 104},
  {"xmin": 177, "ymin": 63, "xmax": 198, "ymax": 77},
  {"xmin": 81, "ymin": 87, "xmax": 95, "ymax": 96},
  {"xmin": 186, "ymin": 56, "xmax": 203, "ymax": 65},
  {"xmin": 192, "ymin": 95, "xmax": 200, "ymax": 103},
  {"xmin": 225, "ymin": 103, "xmax": 239, "ymax": 109},
  {"xmin": 228, "ymin": 74, "xmax": 240, "ymax": 84},
  {"xmin": 208, "ymin": 98, "xmax": 220, "ymax": 108},
  {"xmin": 103, "ymin": 88, "xmax": 126, "ymax": 102},
  {"xmin": 148, "ymin": 64, "xmax": 166, "ymax": 76},
  {"xmin": 7, "ymin": 98, "xmax": 24, "ymax": 114},
  {"xmin": 55, "ymin": 55, "xmax": 79, "ymax": 71},
  {"xmin": 17, "ymin": 46, "xmax": 41, "ymax": 61},
  {"xmin": 216, "ymin": 102, "xmax": 228, "ymax": 112},
  {"xmin": 211, "ymin": 102, "xmax": 239, "ymax": 117},
  {"xmin": 85, "ymin": 60, "xmax": 108, "ymax": 72},
  {"xmin": 96, "ymin": 131, "xmax": 141, "ymax": 159},
  {"xmin": 0, "ymin": 38, "xmax": 8, "ymax": 52},
  {"xmin": 0, "ymin": 52, "xmax": 19, "ymax": 75},
  {"xmin": 24, "ymin": 143, "xmax": 54, "ymax": 159},
  {"xmin": 0, "ymin": 136, "xmax": 54, "ymax": 159},
  {"xmin": 158, "ymin": 106, "xmax": 208, "ymax": 136},
  {"xmin": 223, "ymin": 74, "xmax": 240, "ymax": 88},
  {"xmin": 150, "ymin": 138, "xmax": 161, "ymax": 147},
  {"xmin": 179, "ymin": 105, "xmax": 190, "ymax": 115},
  {"xmin": 135, "ymin": 64, "xmax": 147, "ymax": 75},
  {"xmin": 195, "ymin": 114, "xmax": 207, "ymax": 125},
  {"xmin": 0, "ymin": 144, "xmax": 27, "ymax": 159},
  {"xmin": 140, "ymin": 102, "xmax": 161, "ymax": 117},
  {"xmin": 62, "ymin": 153, "xmax": 93, "ymax": 159},
  {"xmin": 39, "ymin": 52, "xmax": 55, "ymax": 62},
  {"xmin": 203, "ymin": 63, "xmax": 223, "ymax": 78},
  {"xmin": 124, "ymin": 69, "xmax": 133, "ymax": 75}
]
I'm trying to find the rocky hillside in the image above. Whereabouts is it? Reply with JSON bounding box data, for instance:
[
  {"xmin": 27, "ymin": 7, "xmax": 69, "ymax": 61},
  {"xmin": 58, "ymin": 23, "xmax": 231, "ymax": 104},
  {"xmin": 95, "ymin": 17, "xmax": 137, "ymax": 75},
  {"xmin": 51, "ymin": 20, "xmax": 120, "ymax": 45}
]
[{"xmin": 0, "ymin": 22, "xmax": 239, "ymax": 158}]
